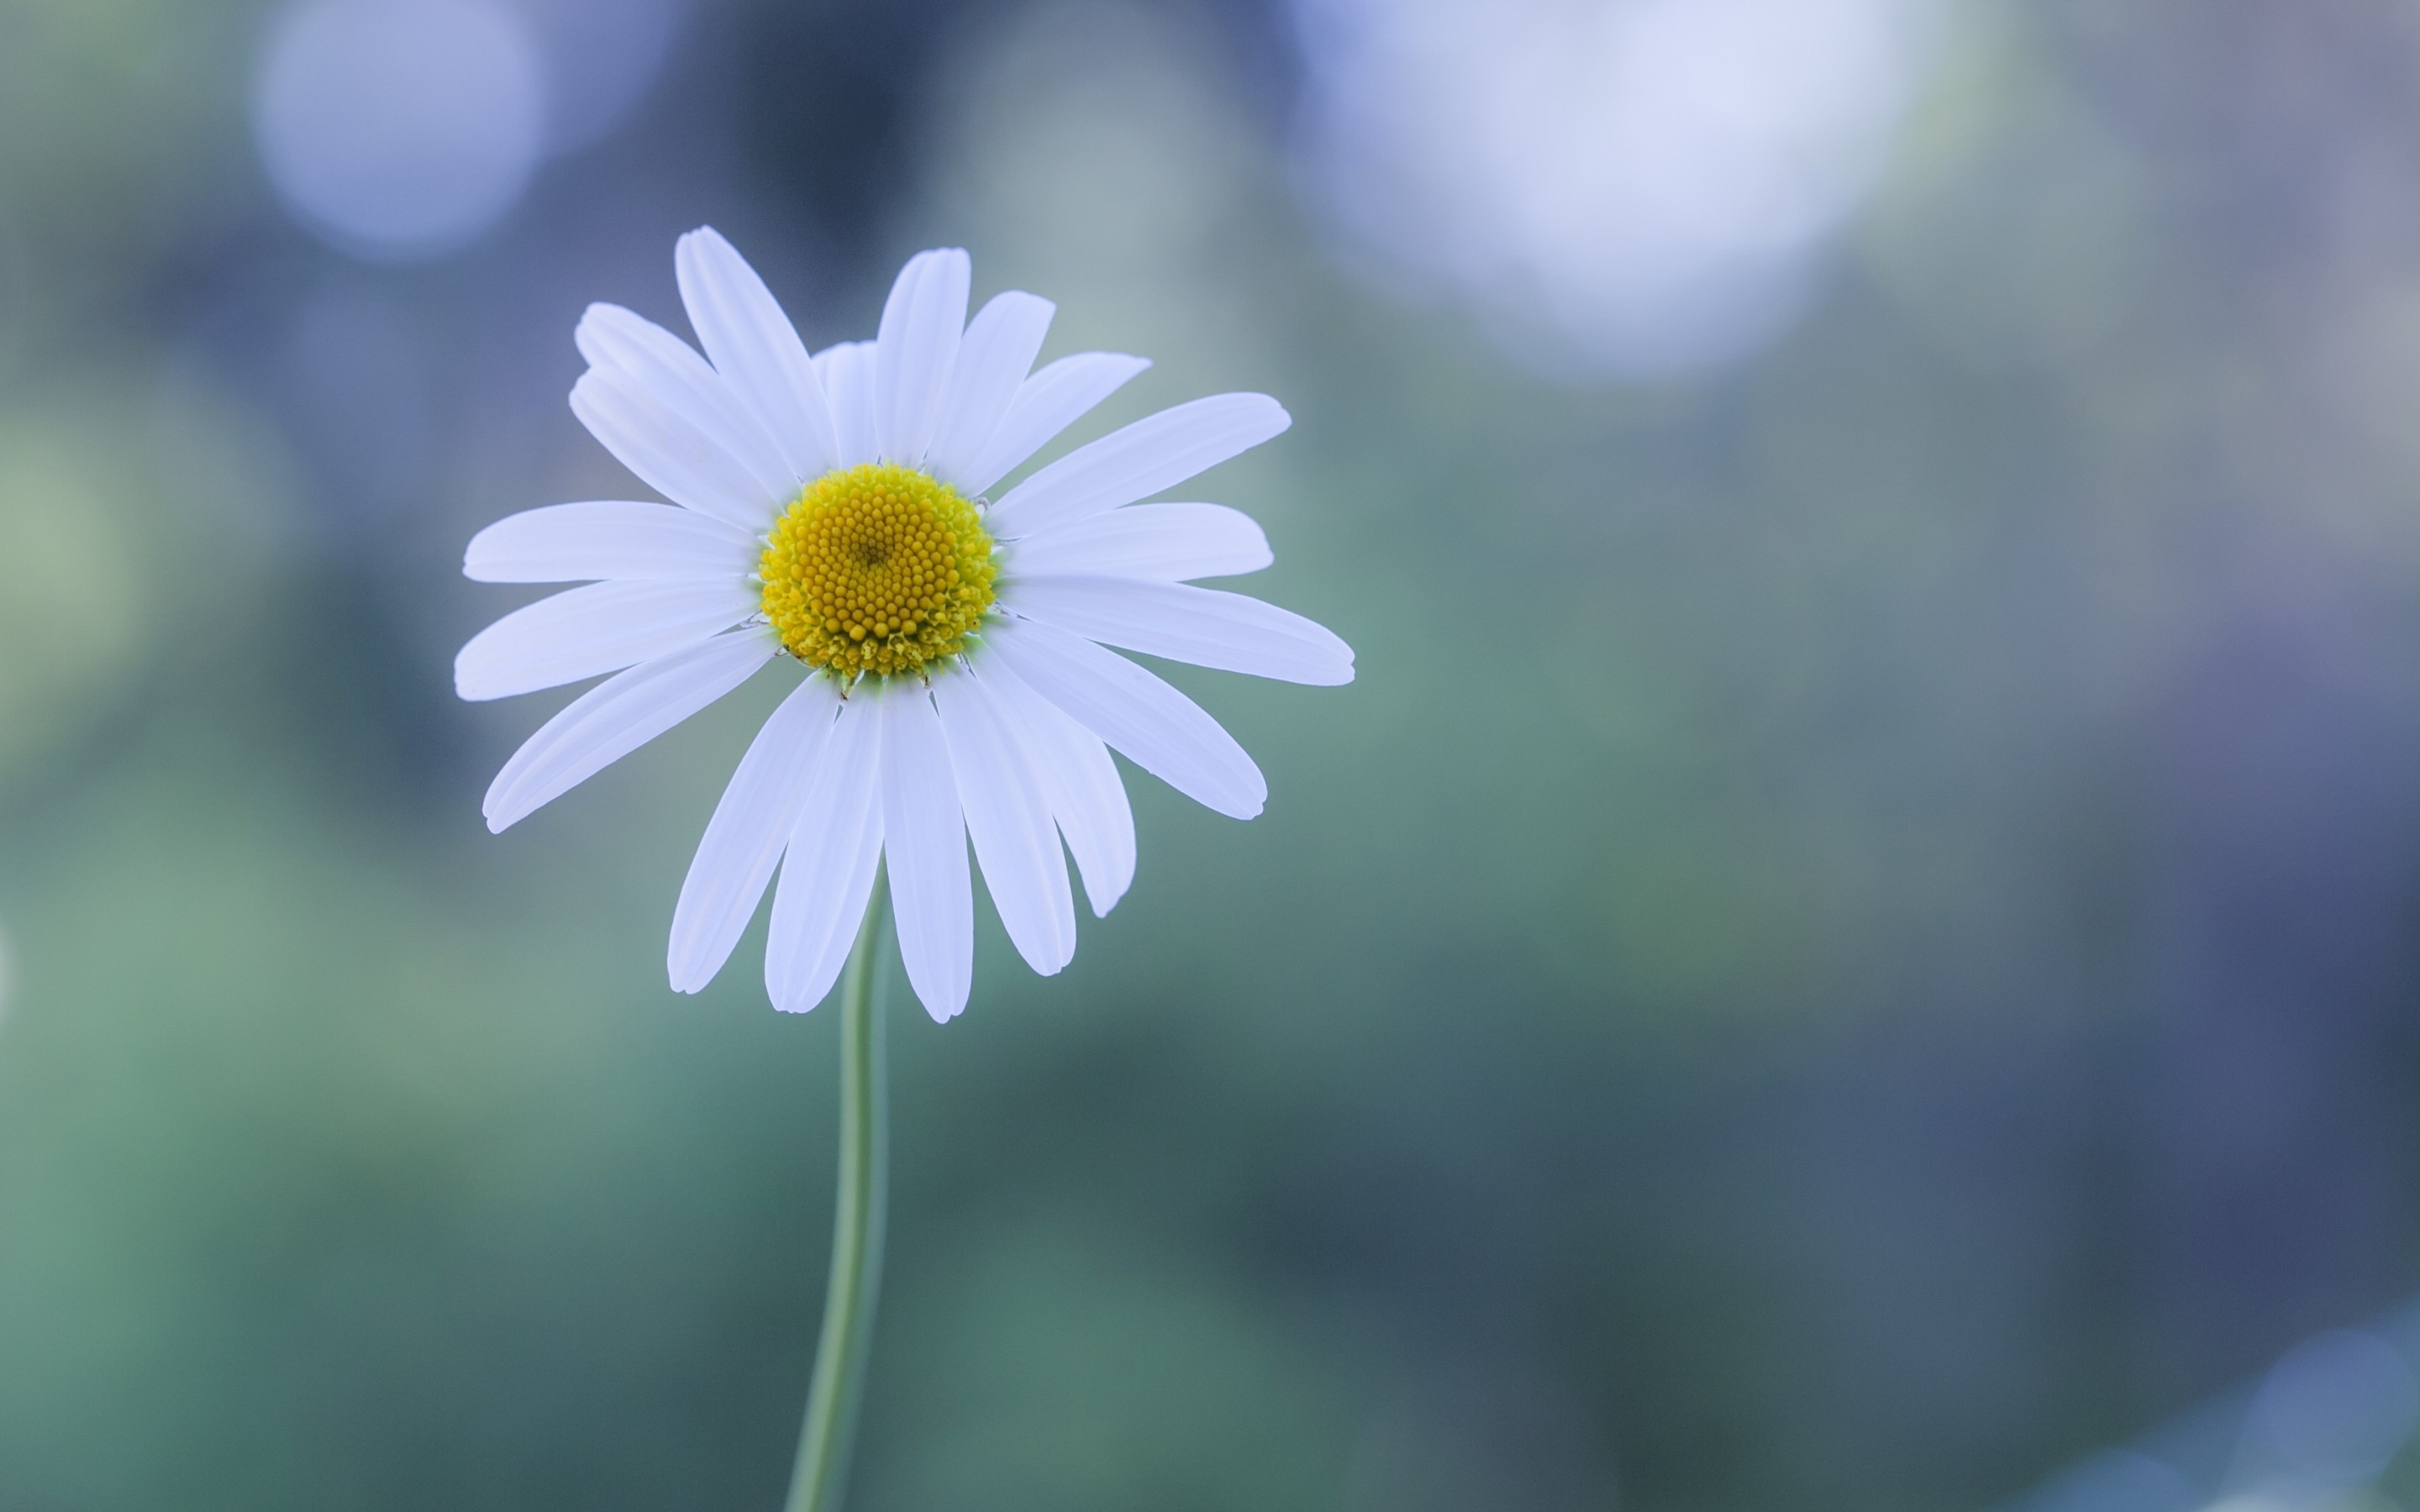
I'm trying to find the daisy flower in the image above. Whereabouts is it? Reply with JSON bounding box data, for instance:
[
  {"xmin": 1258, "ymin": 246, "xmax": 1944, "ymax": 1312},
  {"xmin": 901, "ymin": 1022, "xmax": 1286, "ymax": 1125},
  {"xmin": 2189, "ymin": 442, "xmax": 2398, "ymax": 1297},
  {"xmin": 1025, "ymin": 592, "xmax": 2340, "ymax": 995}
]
[{"xmin": 455, "ymin": 230, "xmax": 1354, "ymax": 1021}]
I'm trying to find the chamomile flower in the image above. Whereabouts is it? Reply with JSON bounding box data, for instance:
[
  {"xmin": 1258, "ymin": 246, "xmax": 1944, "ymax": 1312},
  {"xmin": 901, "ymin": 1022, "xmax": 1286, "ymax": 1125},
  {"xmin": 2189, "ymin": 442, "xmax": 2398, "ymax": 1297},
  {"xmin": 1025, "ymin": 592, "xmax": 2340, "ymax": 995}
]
[{"xmin": 456, "ymin": 231, "xmax": 1352, "ymax": 1021}]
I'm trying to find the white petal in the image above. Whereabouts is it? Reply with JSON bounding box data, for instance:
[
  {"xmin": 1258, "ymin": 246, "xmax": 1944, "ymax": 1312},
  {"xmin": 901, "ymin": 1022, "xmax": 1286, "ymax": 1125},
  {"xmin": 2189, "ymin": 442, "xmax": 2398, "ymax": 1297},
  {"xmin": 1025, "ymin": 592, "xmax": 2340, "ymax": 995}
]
[
  {"xmin": 765, "ymin": 696, "xmax": 885, "ymax": 1013},
  {"xmin": 983, "ymin": 616, "xmax": 1266, "ymax": 821},
  {"xmin": 873, "ymin": 248, "xmax": 971, "ymax": 468},
  {"xmin": 879, "ymin": 684, "xmax": 973, "ymax": 1021},
  {"xmin": 976, "ymin": 652, "xmax": 1135, "ymax": 917},
  {"xmin": 575, "ymin": 303, "xmax": 797, "ymax": 501},
  {"xmin": 487, "ymin": 630, "xmax": 776, "ymax": 833},
  {"xmin": 571, "ymin": 367, "xmax": 780, "ymax": 532},
  {"xmin": 668, "ymin": 675, "xmax": 842, "ymax": 993},
  {"xmin": 455, "ymin": 578, "xmax": 758, "ymax": 701},
  {"xmin": 1004, "ymin": 503, "xmax": 1270, "ymax": 582},
  {"xmin": 924, "ymin": 291, "xmax": 1053, "ymax": 491},
  {"xmin": 465, "ymin": 501, "xmax": 760, "ymax": 583},
  {"xmin": 815, "ymin": 341, "xmax": 879, "ymax": 470},
  {"xmin": 986, "ymin": 393, "xmax": 1291, "ymax": 541},
  {"xmin": 674, "ymin": 227, "xmax": 840, "ymax": 480},
  {"xmin": 960, "ymin": 352, "xmax": 1150, "ymax": 498},
  {"xmin": 1007, "ymin": 575, "xmax": 1355, "ymax": 686},
  {"xmin": 933, "ymin": 667, "xmax": 1076, "ymax": 975}
]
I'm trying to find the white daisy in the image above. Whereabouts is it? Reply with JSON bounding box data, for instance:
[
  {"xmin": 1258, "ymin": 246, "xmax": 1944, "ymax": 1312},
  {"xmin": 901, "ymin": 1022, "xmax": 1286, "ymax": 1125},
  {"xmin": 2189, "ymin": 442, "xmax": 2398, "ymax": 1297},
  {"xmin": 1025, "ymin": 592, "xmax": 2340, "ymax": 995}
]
[{"xmin": 456, "ymin": 230, "xmax": 1354, "ymax": 1021}]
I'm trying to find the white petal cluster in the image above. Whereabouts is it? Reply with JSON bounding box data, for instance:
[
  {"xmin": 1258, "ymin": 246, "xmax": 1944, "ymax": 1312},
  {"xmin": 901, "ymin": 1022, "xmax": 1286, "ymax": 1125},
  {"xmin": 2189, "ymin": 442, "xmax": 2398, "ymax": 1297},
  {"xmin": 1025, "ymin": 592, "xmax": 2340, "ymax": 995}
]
[{"xmin": 457, "ymin": 231, "xmax": 1354, "ymax": 1021}]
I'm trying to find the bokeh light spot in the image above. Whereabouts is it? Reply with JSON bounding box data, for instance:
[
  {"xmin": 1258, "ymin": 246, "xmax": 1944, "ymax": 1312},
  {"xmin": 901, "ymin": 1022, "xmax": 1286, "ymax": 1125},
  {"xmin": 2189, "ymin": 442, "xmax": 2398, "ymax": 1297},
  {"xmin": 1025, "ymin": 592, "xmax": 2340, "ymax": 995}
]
[
  {"xmin": 2254, "ymin": 1331, "xmax": 2419, "ymax": 1478},
  {"xmin": 1290, "ymin": 0, "xmax": 1936, "ymax": 376},
  {"xmin": 252, "ymin": 0, "xmax": 547, "ymax": 260}
]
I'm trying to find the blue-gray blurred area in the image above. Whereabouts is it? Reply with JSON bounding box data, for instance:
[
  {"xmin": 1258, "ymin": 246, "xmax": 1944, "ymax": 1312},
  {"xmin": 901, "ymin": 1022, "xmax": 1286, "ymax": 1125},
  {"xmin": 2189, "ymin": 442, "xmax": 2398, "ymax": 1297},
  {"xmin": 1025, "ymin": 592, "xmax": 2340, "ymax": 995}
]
[{"xmin": 8, "ymin": 0, "xmax": 2420, "ymax": 1508}]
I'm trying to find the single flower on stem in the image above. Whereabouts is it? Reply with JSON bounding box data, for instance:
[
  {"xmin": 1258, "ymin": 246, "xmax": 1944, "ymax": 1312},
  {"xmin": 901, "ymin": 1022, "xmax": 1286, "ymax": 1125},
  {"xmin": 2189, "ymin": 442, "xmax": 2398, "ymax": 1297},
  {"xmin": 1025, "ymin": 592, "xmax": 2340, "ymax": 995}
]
[{"xmin": 455, "ymin": 231, "xmax": 1352, "ymax": 1509}]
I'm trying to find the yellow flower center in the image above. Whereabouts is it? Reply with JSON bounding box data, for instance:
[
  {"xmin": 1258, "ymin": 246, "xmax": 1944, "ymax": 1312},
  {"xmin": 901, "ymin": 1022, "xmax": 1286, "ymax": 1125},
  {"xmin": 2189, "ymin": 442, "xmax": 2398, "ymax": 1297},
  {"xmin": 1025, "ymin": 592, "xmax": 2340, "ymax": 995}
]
[{"xmin": 759, "ymin": 462, "xmax": 997, "ymax": 680}]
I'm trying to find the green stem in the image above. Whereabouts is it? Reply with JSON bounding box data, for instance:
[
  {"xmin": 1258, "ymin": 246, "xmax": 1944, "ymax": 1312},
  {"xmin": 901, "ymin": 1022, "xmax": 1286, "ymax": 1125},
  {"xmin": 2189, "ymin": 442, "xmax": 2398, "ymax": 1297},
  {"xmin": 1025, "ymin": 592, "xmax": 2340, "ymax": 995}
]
[{"xmin": 783, "ymin": 879, "xmax": 891, "ymax": 1512}]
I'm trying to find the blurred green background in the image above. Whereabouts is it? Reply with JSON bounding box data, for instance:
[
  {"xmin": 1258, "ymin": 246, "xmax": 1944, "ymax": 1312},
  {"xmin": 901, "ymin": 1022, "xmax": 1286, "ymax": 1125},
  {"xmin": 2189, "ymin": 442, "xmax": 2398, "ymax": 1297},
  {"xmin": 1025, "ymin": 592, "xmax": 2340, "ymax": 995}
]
[{"xmin": 8, "ymin": 0, "xmax": 2420, "ymax": 1508}]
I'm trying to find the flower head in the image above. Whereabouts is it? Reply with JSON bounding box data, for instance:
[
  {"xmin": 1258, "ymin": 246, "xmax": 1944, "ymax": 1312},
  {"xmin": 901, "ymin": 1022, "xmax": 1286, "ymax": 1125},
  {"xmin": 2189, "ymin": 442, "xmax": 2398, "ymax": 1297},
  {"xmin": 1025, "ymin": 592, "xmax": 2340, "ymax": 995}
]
[{"xmin": 457, "ymin": 232, "xmax": 1353, "ymax": 1021}]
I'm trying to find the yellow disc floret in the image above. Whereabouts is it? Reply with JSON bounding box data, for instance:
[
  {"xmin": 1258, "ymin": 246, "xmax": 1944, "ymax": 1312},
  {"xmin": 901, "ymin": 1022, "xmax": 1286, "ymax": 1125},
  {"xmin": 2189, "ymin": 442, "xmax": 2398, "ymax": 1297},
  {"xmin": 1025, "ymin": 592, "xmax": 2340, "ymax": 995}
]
[{"xmin": 760, "ymin": 462, "xmax": 997, "ymax": 680}]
